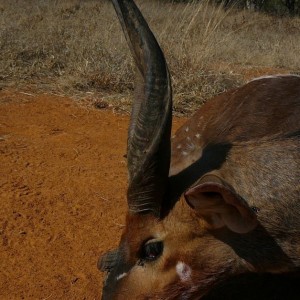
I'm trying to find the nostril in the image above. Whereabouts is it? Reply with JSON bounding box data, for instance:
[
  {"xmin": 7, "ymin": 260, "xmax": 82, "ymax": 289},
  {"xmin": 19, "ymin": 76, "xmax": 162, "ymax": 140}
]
[
  {"xmin": 98, "ymin": 255, "xmax": 112, "ymax": 272},
  {"xmin": 103, "ymin": 270, "xmax": 110, "ymax": 285},
  {"xmin": 97, "ymin": 256, "xmax": 105, "ymax": 271},
  {"xmin": 98, "ymin": 248, "xmax": 120, "ymax": 272}
]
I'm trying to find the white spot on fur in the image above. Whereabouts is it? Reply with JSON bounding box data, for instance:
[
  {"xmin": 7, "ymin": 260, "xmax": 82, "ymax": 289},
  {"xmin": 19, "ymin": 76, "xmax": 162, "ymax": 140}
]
[
  {"xmin": 177, "ymin": 144, "xmax": 182, "ymax": 149},
  {"xmin": 195, "ymin": 133, "xmax": 201, "ymax": 139},
  {"xmin": 116, "ymin": 272, "xmax": 127, "ymax": 281},
  {"xmin": 185, "ymin": 127, "xmax": 189, "ymax": 132},
  {"xmin": 182, "ymin": 151, "xmax": 188, "ymax": 156},
  {"xmin": 186, "ymin": 141, "xmax": 195, "ymax": 151},
  {"xmin": 176, "ymin": 261, "xmax": 192, "ymax": 282}
]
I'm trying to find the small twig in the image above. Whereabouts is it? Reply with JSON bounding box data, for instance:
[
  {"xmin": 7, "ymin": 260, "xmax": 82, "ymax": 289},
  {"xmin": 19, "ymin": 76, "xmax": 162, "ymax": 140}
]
[
  {"xmin": 73, "ymin": 148, "xmax": 79, "ymax": 157},
  {"xmin": 113, "ymin": 221, "xmax": 125, "ymax": 228},
  {"xmin": 19, "ymin": 92, "xmax": 34, "ymax": 97},
  {"xmin": 95, "ymin": 193, "xmax": 109, "ymax": 202},
  {"xmin": 42, "ymin": 294, "xmax": 52, "ymax": 300}
]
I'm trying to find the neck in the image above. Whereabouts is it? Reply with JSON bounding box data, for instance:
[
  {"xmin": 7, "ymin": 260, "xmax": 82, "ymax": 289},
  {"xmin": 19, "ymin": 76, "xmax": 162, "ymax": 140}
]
[{"xmin": 213, "ymin": 224, "xmax": 300, "ymax": 273}]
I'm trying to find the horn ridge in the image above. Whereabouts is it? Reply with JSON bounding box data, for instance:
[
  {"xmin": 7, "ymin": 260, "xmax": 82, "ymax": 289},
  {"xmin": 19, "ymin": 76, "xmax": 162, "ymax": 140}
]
[{"xmin": 111, "ymin": 0, "xmax": 172, "ymax": 216}]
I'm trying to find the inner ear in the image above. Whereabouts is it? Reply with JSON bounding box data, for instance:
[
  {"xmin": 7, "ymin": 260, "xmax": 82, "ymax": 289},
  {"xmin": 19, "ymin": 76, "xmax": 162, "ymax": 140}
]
[{"xmin": 184, "ymin": 175, "xmax": 258, "ymax": 234}]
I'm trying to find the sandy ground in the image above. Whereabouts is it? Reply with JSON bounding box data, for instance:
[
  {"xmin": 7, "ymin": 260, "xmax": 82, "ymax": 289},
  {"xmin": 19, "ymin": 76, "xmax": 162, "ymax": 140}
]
[
  {"xmin": 0, "ymin": 90, "xmax": 128, "ymax": 299},
  {"xmin": 0, "ymin": 90, "xmax": 184, "ymax": 299},
  {"xmin": 1, "ymin": 90, "xmax": 299, "ymax": 300}
]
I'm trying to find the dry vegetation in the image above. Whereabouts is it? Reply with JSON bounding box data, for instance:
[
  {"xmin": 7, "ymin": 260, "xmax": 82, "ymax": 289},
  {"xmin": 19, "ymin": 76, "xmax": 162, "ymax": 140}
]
[{"xmin": 0, "ymin": 0, "xmax": 300, "ymax": 114}]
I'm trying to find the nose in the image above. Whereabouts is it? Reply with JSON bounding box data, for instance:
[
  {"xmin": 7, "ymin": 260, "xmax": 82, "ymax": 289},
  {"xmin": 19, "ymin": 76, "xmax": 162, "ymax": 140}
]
[
  {"xmin": 97, "ymin": 255, "xmax": 107, "ymax": 272},
  {"xmin": 98, "ymin": 254, "xmax": 112, "ymax": 289},
  {"xmin": 101, "ymin": 273, "xmax": 119, "ymax": 300},
  {"xmin": 101, "ymin": 288, "xmax": 112, "ymax": 300},
  {"xmin": 98, "ymin": 248, "xmax": 119, "ymax": 272}
]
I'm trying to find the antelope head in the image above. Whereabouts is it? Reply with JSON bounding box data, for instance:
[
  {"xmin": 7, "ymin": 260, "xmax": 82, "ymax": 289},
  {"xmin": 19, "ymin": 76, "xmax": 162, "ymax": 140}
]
[{"xmin": 99, "ymin": 0, "xmax": 300, "ymax": 299}]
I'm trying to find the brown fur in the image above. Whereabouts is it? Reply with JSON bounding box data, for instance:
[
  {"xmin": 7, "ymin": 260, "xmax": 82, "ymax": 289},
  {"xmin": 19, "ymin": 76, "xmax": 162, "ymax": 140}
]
[{"xmin": 101, "ymin": 75, "xmax": 300, "ymax": 299}]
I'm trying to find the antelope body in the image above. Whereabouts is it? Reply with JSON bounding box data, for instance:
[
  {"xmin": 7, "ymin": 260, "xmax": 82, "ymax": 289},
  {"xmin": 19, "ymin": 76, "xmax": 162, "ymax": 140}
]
[{"xmin": 99, "ymin": 0, "xmax": 300, "ymax": 299}]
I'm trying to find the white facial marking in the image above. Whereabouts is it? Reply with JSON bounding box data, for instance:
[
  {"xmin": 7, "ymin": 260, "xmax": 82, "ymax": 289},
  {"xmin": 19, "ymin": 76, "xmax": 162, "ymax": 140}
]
[
  {"xmin": 195, "ymin": 133, "xmax": 201, "ymax": 139},
  {"xmin": 176, "ymin": 261, "xmax": 192, "ymax": 282},
  {"xmin": 182, "ymin": 151, "xmax": 188, "ymax": 156},
  {"xmin": 116, "ymin": 272, "xmax": 127, "ymax": 281},
  {"xmin": 185, "ymin": 127, "xmax": 189, "ymax": 132},
  {"xmin": 177, "ymin": 144, "xmax": 182, "ymax": 149}
]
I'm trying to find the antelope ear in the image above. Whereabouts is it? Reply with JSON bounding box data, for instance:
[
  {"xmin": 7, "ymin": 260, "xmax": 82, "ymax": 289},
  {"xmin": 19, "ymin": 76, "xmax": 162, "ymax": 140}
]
[{"xmin": 184, "ymin": 175, "xmax": 258, "ymax": 233}]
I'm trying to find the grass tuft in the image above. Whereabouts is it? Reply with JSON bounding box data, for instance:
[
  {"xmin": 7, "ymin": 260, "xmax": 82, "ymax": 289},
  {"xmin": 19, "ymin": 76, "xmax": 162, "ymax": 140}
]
[{"xmin": 0, "ymin": 0, "xmax": 299, "ymax": 114}]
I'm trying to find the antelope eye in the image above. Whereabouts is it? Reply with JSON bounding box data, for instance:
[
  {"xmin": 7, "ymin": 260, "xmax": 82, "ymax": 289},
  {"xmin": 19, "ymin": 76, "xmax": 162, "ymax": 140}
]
[{"xmin": 141, "ymin": 240, "xmax": 164, "ymax": 262}]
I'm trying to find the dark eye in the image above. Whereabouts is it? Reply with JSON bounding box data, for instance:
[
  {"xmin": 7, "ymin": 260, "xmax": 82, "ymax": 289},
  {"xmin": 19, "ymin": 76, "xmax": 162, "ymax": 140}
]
[{"xmin": 140, "ymin": 240, "xmax": 164, "ymax": 262}]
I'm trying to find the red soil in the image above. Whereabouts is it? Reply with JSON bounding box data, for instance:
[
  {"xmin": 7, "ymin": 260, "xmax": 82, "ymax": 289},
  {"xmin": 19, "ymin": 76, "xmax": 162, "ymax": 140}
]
[{"xmin": 0, "ymin": 90, "xmax": 184, "ymax": 299}]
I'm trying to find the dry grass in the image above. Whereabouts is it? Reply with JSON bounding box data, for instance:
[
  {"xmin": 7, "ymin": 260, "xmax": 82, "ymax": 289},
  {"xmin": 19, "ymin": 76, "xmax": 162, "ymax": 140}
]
[{"xmin": 0, "ymin": 0, "xmax": 300, "ymax": 114}]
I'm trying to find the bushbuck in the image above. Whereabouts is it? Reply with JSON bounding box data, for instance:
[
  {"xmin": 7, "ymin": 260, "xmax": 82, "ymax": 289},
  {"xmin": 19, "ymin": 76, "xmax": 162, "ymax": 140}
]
[{"xmin": 99, "ymin": 0, "xmax": 300, "ymax": 299}]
